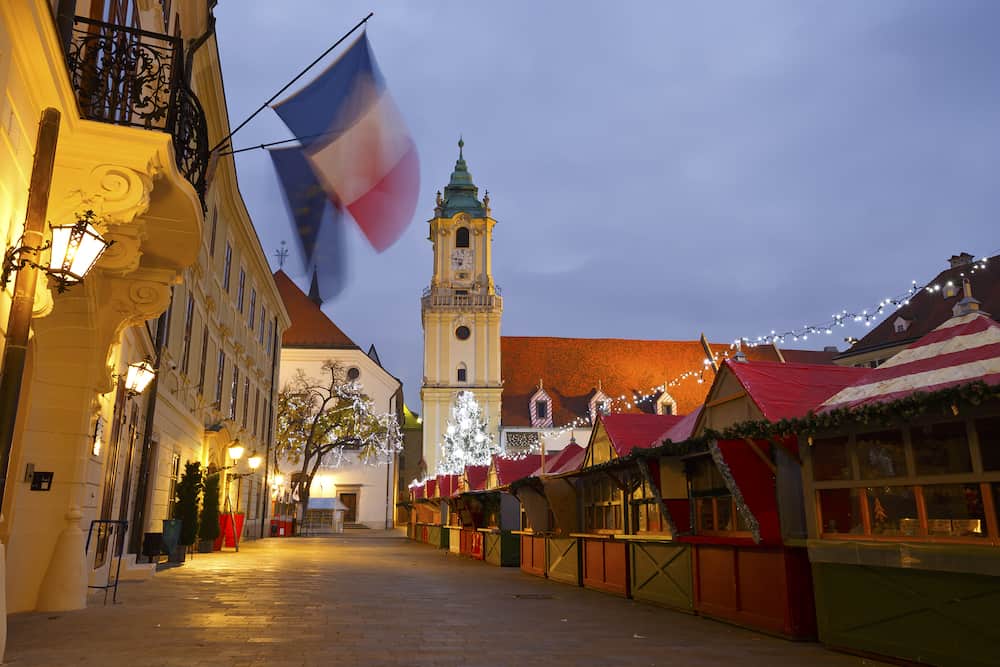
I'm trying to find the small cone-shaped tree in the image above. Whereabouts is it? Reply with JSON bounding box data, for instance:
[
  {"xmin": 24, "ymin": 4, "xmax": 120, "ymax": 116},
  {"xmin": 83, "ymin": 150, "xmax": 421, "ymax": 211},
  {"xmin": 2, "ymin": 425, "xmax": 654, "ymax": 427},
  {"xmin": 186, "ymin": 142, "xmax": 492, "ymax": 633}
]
[{"xmin": 438, "ymin": 391, "xmax": 497, "ymax": 474}]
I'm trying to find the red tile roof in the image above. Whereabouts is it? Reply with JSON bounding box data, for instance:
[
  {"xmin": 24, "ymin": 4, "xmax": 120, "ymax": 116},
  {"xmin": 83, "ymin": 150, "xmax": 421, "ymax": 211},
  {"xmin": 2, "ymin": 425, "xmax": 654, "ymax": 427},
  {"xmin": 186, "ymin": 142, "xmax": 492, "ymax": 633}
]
[
  {"xmin": 823, "ymin": 312, "xmax": 1000, "ymax": 412},
  {"xmin": 500, "ymin": 337, "xmax": 781, "ymax": 427},
  {"xmin": 493, "ymin": 454, "xmax": 544, "ymax": 486},
  {"xmin": 601, "ymin": 414, "xmax": 685, "ymax": 457},
  {"xmin": 838, "ymin": 253, "xmax": 999, "ymax": 362},
  {"xmin": 273, "ymin": 270, "xmax": 358, "ymax": 349},
  {"xmin": 726, "ymin": 359, "xmax": 870, "ymax": 421}
]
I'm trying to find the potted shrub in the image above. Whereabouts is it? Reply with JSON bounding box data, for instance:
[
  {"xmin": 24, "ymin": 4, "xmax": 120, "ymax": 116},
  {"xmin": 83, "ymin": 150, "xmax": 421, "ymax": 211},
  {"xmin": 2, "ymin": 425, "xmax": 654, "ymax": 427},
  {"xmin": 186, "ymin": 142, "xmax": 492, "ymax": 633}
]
[
  {"xmin": 199, "ymin": 473, "xmax": 221, "ymax": 553},
  {"xmin": 170, "ymin": 461, "xmax": 202, "ymax": 562}
]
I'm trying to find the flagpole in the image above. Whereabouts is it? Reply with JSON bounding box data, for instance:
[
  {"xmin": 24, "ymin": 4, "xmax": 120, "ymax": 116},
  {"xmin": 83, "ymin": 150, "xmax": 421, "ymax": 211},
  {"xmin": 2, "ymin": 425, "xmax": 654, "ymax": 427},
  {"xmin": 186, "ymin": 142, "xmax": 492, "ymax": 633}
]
[{"xmin": 211, "ymin": 11, "xmax": 374, "ymax": 154}]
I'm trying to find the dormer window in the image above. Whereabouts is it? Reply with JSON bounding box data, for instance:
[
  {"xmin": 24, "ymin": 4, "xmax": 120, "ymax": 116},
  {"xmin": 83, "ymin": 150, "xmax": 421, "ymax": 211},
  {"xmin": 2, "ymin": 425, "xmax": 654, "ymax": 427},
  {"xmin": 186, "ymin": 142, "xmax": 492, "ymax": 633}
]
[
  {"xmin": 456, "ymin": 227, "xmax": 470, "ymax": 248},
  {"xmin": 589, "ymin": 390, "xmax": 611, "ymax": 423},
  {"xmin": 893, "ymin": 317, "xmax": 911, "ymax": 334},
  {"xmin": 656, "ymin": 391, "xmax": 677, "ymax": 416},
  {"xmin": 530, "ymin": 385, "xmax": 553, "ymax": 428}
]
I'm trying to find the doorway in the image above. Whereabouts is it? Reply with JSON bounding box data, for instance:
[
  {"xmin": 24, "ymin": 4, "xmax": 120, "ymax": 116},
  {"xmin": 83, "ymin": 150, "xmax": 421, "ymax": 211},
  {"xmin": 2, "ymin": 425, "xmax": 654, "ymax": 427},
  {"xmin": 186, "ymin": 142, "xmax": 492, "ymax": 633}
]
[{"xmin": 339, "ymin": 492, "xmax": 358, "ymax": 523}]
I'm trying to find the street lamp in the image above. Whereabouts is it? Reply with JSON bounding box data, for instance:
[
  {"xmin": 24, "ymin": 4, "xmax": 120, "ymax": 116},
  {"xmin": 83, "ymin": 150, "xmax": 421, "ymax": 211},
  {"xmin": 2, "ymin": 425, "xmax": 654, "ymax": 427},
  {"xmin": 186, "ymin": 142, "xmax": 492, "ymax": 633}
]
[
  {"xmin": 247, "ymin": 452, "xmax": 262, "ymax": 471},
  {"xmin": 123, "ymin": 357, "xmax": 156, "ymax": 397},
  {"xmin": 227, "ymin": 441, "xmax": 245, "ymax": 462},
  {"xmin": 1, "ymin": 209, "xmax": 114, "ymax": 293}
]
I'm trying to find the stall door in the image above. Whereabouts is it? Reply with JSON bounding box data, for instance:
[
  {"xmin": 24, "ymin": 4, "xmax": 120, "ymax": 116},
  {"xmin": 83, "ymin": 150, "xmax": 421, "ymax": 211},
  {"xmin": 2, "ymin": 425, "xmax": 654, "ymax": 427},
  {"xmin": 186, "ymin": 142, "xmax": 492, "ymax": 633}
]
[{"xmin": 339, "ymin": 493, "xmax": 358, "ymax": 523}]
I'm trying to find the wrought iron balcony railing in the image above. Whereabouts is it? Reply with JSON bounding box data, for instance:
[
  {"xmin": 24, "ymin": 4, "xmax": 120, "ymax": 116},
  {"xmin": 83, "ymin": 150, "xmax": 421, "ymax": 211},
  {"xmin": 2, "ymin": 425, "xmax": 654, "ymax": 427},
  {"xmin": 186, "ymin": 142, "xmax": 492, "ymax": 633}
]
[{"xmin": 64, "ymin": 16, "xmax": 209, "ymax": 201}]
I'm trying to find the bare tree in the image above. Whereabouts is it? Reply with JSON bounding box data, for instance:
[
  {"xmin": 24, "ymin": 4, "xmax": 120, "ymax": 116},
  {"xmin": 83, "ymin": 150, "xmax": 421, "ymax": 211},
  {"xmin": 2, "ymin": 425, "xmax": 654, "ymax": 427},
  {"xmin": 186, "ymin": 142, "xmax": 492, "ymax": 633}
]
[{"xmin": 275, "ymin": 361, "xmax": 402, "ymax": 521}]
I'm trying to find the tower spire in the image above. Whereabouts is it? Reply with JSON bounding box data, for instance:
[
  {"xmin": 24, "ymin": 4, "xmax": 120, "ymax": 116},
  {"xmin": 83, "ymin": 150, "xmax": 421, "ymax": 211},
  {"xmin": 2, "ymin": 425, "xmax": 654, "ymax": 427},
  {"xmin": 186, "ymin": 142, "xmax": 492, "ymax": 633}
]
[
  {"xmin": 308, "ymin": 268, "xmax": 322, "ymax": 307},
  {"xmin": 440, "ymin": 137, "xmax": 485, "ymax": 217}
]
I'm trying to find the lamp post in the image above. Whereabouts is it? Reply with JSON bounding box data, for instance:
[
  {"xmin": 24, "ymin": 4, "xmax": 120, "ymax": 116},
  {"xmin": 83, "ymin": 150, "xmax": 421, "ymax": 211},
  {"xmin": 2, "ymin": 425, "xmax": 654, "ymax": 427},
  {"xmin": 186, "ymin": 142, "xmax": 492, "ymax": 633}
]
[{"xmin": 224, "ymin": 443, "xmax": 262, "ymax": 552}]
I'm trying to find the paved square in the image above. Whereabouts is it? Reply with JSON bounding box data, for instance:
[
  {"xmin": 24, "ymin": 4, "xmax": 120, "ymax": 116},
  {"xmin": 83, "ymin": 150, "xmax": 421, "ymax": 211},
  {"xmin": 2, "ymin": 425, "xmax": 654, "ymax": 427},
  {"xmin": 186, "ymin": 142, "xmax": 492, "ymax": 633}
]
[{"xmin": 6, "ymin": 533, "xmax": 887, "ymax": 666}]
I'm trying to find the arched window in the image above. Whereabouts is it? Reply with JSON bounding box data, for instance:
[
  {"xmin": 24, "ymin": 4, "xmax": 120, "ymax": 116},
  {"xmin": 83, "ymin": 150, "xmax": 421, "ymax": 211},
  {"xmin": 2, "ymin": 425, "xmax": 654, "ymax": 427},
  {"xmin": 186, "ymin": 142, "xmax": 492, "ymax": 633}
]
[
  {"xmin": 455, "ymin": 227, "xmax": 470, "ymax": 248},
  {"xmin": 456, "ymin": 362, "xmax": 467, "ymax": 383}
]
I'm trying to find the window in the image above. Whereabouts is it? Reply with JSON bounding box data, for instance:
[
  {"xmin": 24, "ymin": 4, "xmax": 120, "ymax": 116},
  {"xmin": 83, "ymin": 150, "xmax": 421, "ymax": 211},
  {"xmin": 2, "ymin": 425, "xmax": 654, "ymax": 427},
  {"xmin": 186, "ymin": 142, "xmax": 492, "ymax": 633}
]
[
  {"xmin": 237, "ymin": 269, "xmax": 246, "ymax": 312},
  {"xmin": 248, "ymin": 287, "xmax": 256, "ymax": 328},
  {"xmin": 630, "ymin": 478, "xmax": 670, "ymax": 535},
  {"xmin": 166, "ymin": 453, "xmax": 181, "ymax": 518},
  {"xmin": 894, "ymin": 317, "xmax": 911, "ymax": 334},
  {"xmin": 215, "ymin": 351, "xmax": 225, "ymax": 406},
  {"xmin": 259, "ymin": 305, "xmax": 266, "ymax": 344},
  {"xmin": 242, "ymin": 377, "xmax": 250, "ymax": 427},
  {"xmin": 223, "ymin": 243, "xmax": 232, "ymax": 291},
  {"xmin": 209, "ymin": 206, "xmax": 218, "ymax": 257},
  {"xmin": 688, "ymin": 456, "xmax": 751, "ymax": 535},
  {"xmin": 809, "ymin": 419, "xmax": 1000, "ymax": 544},
  {"xmin": 180, "ymin": 294, "xmax": 194, "ymax": 375},
  {"xmin": 253, "ymin": 388, "xmax": 261, "ymax": 436},
  {"xmin": 347, "ymin": 367, "xmax": 361, "ymax": 381},
  {"xmin": 455, "ymin": 227, "xmax": 470, "ymax": 248},
  {"xmin": 455, "ymin": 326, "xmax": 470, "ymax": 340},
  {"xmin": 457, "ymin": 365, "xmax": 467, "ymax": 383},
  {"xmin": 535, "ymin": 400, "xmax": 547, "ymax": 419},
  {"xmin": 582, "ymin": 476, "xmax": 623, "ymax": 533},
  {"xmin": 229, "ymin": 366, "xmax": 239, "ymax": 420},
  {"xmin": 656, "ymin": 391, "xmax": 677, "ymax": 416},
  {"xmin": 197, "ymin": 327, "xmax": 209, "ymax": 394},
  {"xmin": 267, "ymin": 318, "xmax": 275, "ymax": 356}
]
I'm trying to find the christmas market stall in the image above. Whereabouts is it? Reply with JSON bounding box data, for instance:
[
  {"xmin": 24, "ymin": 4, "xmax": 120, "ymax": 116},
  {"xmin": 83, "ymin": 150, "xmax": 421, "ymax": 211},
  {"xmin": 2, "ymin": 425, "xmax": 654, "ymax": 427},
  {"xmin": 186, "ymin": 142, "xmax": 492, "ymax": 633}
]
[
  {"xmin": 677, "ymin": 357, "xmax": 867, "ymax": 638},
  {"xmin": 800, "ymin": 299, "xmax": 1000, "ymax": 665},
  {"xmin": 573, "ymin": 414, "xmax": 684, "ymax": 598},
  {"xmin": 435, "ymin": 474, "xmax": 461, "ymax": 554},
  {"xmin": 471, "ymin": 453, "xmax": 543, "ymax": 566},
  {"xmin": 453, "ymin": 465, "xmax": 489, "ymax": 560},
  {"xmin": 510, "ymin": 442, "xmax": 586, "ymax": 579}
]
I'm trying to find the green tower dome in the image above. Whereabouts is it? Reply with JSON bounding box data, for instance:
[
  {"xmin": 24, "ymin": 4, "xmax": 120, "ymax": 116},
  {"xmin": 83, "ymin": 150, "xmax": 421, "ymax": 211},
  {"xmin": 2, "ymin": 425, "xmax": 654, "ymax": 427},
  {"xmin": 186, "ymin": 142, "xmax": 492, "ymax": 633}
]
[{"xmin": 440, "ymin": 138, "xmax": 486, "ymax": 217}]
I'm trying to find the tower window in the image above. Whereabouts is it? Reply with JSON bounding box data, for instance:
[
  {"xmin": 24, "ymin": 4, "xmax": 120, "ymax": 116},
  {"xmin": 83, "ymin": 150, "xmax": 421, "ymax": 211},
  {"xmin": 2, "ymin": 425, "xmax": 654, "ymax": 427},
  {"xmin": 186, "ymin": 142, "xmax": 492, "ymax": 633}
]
[
  {"xmin": 456, "ymin": 227, "xmax": 470, "ymax": 248},
  {"xmin": 347, "ymin": 367, "xmax": 361, "ymax": 380},
  {"xmin": 457, "ymin": 366, "xmax": 467, "ymax": 382},
  {"xmin": 455, "ymin": 326, "xmax": 471, "ymax": 340}
]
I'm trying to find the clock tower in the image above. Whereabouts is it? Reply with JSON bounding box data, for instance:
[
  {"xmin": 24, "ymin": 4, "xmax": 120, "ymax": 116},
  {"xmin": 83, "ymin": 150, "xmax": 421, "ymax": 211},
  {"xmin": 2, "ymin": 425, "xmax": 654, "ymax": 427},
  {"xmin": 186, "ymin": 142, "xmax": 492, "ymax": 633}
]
[{"xmin": 420, "ymin": 140, "xmax": 503, "ymax": 475}]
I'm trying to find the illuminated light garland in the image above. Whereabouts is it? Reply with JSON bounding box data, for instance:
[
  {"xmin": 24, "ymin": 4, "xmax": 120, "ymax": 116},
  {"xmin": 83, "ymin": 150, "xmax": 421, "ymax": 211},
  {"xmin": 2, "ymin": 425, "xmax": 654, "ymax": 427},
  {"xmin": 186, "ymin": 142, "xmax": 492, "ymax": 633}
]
[{"xmin": 734, "ymin": 256, "xmax": 990, "ymax": 349}]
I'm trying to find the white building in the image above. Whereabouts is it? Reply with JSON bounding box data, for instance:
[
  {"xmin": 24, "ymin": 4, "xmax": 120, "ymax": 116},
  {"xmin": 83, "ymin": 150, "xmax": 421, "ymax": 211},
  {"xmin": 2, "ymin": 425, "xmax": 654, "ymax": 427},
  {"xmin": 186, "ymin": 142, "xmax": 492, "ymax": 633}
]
[{"xmin": 274, "ymin": 271, "xmax": 402, "ymax": 529}]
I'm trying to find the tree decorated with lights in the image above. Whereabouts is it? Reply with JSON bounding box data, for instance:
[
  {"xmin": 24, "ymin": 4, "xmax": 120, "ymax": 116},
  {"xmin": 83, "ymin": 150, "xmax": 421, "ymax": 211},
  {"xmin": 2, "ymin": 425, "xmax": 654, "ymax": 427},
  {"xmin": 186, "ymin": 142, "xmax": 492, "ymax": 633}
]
[
  {"xmin": 438, "ymin": 391, "xmax": 497, "ymax": 474},
  {"xmin": 275, "ymin": 361, "xmax": 403, "ymax": 519}
]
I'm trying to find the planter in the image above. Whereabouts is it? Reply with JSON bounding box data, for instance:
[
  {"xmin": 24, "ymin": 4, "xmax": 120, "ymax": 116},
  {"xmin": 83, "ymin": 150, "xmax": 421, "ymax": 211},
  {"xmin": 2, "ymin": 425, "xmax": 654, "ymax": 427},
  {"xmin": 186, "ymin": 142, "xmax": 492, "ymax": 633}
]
[
  {"xmin": 162, "ymin": 519, "xmax": 182, "ymax": 558},
  {"xmin": 198, "ymin": 539, "xmax": 214, "ymax": 553},
  {"xmin": 218, "ymin": 512, "xmax": 245, "ymax": 548}
]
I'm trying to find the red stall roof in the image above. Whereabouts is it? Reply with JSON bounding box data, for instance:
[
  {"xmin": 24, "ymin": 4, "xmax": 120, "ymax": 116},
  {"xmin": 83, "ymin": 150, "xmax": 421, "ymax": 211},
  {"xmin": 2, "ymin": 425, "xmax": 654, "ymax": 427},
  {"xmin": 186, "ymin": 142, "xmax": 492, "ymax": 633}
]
[
  {"xmin": 436, "ymin": 474, "xmax": 459, "ymax": 498},
  {"xmin": 655, "ymin": 407, "xmax": 703, "ymax": 445},
  {"xmin": 411, "ymin": 484, "xmax": 425, "ymax": 500},
  {"xmin": 822, "ymin": 311, "xmax": 1000, "ymax": 412},
  {"xmin": 494, "ymin": 454, "xmax": 544, "ymax": 486},
  {"xmin": 725, "ymin": 359, "xmax": 869, "ymax": 421},
  {"xmin": 602, "ymin": 414, "xmax": 684, "ymax": 457},
  {"xmin": 424, "ymin": 478, "xmax": 438, "ymax": 499},
  {"xmin": 532, "ymin": 443, "xmax": 585, "ymax": 476},
  {"xmin": 464, "ymin": 465, "xmax": 489, "ymax": 491}
]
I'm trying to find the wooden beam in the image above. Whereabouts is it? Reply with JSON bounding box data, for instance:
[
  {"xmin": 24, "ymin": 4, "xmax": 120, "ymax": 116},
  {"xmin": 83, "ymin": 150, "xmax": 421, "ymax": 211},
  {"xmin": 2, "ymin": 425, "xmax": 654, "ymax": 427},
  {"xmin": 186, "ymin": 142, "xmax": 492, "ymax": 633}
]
[
  {"xmin": 699, "ymin": 333, "xmax": 720, "ymax": 373},
  {"xmin": 706, "ymin": 390, "xmax": 746, "ymax": 409},
  {"xmin": 743, "ymin": 437, "xmax": 777, "ymax": 474}
]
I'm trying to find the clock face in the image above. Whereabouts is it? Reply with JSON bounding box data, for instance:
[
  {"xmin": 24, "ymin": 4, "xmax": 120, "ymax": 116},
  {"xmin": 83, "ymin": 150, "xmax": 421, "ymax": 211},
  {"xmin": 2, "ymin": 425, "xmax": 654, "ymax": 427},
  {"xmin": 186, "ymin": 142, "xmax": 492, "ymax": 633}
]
[{"xmin": 450, "ymin": 248, "xmax": 472, "ymax": 270}]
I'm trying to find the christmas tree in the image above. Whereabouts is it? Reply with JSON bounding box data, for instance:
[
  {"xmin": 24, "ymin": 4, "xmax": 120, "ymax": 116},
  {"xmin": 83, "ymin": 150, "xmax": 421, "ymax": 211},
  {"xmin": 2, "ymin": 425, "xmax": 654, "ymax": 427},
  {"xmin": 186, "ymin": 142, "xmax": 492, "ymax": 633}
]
[{"xmin": 438, "ymin": 391, "xmax": 497, "ymax": 474}]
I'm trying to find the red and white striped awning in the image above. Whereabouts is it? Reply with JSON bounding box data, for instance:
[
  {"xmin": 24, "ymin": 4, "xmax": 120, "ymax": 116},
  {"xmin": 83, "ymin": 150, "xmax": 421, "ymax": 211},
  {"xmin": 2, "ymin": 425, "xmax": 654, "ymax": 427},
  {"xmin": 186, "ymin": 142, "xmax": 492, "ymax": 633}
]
[{"xmin": 821, "ymin": 312, "xmax": 1000, "ymax": 412}]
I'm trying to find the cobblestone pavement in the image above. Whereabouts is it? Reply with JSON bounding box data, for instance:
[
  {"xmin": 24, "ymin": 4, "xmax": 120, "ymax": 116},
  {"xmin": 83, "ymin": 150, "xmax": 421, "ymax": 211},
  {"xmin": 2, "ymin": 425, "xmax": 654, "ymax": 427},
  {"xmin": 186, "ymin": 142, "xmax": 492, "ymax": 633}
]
[{"xmin": 6, "ymin": 531, "xmax": 888, "ymax": 666}]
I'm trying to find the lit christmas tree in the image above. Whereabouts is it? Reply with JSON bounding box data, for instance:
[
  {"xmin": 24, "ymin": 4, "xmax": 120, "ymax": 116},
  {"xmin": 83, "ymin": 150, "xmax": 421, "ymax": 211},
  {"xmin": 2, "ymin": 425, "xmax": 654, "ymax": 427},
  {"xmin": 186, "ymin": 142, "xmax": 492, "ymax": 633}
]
[{"xmin": 437, "ymin": 391, "xmax": 497, "ymax": 474}]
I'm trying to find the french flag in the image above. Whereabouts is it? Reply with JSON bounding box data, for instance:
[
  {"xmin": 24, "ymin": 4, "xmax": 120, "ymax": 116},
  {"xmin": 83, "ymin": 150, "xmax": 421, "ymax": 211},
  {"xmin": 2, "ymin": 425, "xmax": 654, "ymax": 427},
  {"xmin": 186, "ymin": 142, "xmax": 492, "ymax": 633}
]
[{"xmin": 272, "ymin": 33, "xmax": 419, "ymax": 253}]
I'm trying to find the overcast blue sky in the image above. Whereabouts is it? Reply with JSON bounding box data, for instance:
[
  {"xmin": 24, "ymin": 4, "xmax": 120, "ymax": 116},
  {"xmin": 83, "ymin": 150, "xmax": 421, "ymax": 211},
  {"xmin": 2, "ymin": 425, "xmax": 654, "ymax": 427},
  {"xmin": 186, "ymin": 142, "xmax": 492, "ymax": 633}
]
[{"xmin": 215, "ymin": 1, "xmax": 1000, "ymax": 411}]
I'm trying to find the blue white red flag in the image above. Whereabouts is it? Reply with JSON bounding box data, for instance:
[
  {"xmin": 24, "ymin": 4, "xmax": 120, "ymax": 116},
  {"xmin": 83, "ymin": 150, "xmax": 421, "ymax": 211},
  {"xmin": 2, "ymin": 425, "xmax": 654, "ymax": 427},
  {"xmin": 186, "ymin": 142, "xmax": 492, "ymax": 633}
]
[{"xmin": 271, "ymin": 32, "xmax": 419, "ymax": 254}]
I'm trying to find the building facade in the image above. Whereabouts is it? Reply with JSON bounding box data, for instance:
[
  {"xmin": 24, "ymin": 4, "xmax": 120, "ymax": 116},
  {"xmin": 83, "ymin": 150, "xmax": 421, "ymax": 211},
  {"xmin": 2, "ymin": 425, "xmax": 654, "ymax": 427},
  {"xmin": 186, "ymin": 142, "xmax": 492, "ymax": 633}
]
[
  {"xmin": 0, "ymin": 0, "xmax": 287, "ymax": 625},
  {"xmin": 275, "ymin": 271, "xmax": 402, "ymax": 529},
  {"xmin": 420, "ymin": 141, "xmax": 502, "ymax": 475}
]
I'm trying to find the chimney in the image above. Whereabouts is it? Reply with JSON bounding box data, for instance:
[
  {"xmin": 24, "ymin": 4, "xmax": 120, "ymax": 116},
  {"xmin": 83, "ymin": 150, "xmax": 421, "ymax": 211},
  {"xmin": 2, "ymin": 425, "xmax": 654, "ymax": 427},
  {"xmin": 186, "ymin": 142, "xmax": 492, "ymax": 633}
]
[
  {"xmin": 823, "ymin": 346, "xmax": 838, "ymax": 353},
  {"xmin": 949, "ymin": 252, "xmax": 974, "ymax": 269}
]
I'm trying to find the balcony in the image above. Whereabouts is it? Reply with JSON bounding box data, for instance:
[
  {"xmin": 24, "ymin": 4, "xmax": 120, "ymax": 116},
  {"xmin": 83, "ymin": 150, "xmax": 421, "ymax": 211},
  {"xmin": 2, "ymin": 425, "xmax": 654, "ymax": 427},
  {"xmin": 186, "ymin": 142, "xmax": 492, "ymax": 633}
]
[
  {"xmin": 63, "ymin": 16, "xmax": 209, "ymax": 202},
  {"xmin": 421, "ymin": 287, "xmax": 503, "ymax": 311}
]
